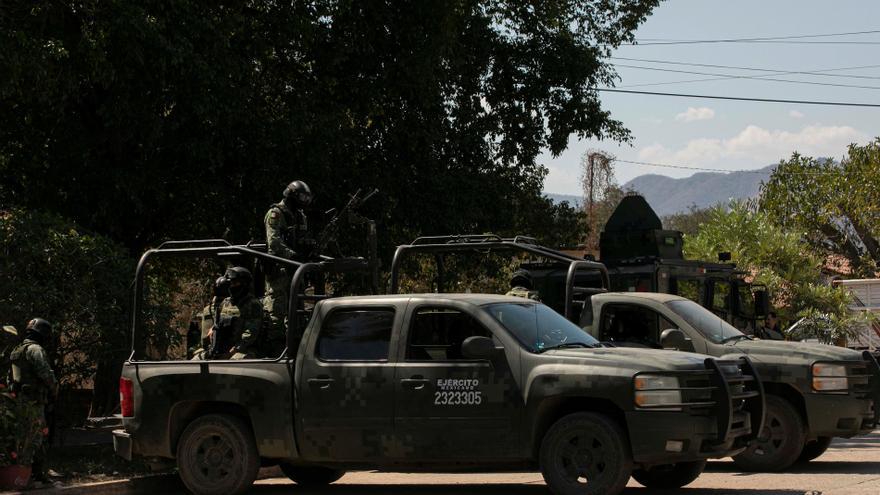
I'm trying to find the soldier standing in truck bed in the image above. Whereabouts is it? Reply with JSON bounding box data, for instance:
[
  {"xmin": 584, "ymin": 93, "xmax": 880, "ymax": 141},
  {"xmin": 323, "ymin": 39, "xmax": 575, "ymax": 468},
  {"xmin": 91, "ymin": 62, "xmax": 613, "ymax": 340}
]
[{"xmin": 263, "ymin": 180, "xmax": 315, "ymax": 351}]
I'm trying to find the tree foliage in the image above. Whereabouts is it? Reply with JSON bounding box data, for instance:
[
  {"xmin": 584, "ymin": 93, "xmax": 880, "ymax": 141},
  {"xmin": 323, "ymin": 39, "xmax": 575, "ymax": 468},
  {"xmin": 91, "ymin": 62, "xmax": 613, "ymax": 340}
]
[
  {"xmin": 0, "ymin": 209, "xmax": 134, "ymax": 417},
  {"xmin": 684, "ymin": 201, "xmax": 865, "ymax": 339},
  {"xmin": 0, "ymin": 0, "xmax": 659, "ymax": 256},
  {"xmin": 760, "ymin": 140, "xmax": 880, "ymax": 276}
]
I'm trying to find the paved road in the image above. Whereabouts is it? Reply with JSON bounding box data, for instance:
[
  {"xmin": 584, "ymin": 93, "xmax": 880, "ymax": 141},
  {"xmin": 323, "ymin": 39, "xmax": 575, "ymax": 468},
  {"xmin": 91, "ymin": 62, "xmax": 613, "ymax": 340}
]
[
  {"xmin": 36, "ymin": 432, "xmax": 880, "ymax": 495},
  {"xmin": 249, "ymin": 432, "xmax": 880, "ymax": 495}
]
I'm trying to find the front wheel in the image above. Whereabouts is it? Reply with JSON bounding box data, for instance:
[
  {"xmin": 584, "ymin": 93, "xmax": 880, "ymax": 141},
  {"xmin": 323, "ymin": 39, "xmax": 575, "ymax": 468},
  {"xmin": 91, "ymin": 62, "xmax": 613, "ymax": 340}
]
[
  {"xmin": 631, "ymin": 460, "xmax": 706, "ymax": 489},
  {"xmin": 798, "ymin": 436, "xmax": 833, "ymax": 463},
  {"xmin": 732, "ymin": 395, "xmax": 806, "ymax": 472},
  {"xmin": 176, "ymin": 414, "xmax": 260, "ymax": 495},
  {"xmin": 539, "ymin": 412, "xmax": 632, "ymax": 495},
  {"xmin": 279, "ymin": 463, "xmax": 346, "ymax": 485}
]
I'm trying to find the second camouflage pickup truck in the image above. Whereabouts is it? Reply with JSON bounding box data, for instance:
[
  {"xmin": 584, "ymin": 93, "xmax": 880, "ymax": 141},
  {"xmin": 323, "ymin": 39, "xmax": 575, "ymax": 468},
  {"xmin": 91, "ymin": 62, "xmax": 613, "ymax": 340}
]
[
  {"xmin": 579, "ymin": 291, "xmax": 880, "ymax": 472},
  {"xmin": 115, "ymin": 294, "xmax": 764, "ymax": 495}
]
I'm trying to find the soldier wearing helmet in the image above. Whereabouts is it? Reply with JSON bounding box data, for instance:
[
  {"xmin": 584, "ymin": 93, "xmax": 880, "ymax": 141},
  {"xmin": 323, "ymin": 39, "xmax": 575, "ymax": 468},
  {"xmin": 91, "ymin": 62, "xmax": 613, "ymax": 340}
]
[
  {"xmin": 263, "ymin": 180, "xmax": 316, "ymax": 351},
  {"xmin": 10, "ymin": 318, "xmax": 57, "ymax": 483},
  {"xmin": 505, "ymin": 269, "xmax": 541, "ymax": 301},
  {"xmin": 192, "ymin": 267, "xmax": 263, "ymax": 360}
]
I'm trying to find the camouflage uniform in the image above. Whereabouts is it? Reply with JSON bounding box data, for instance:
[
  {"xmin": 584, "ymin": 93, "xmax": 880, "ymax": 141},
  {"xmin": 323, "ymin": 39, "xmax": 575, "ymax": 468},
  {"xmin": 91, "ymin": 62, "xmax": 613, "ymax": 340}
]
[
  {"xmin": 506, "ymin": 286, "xmax": 541, "ymax": 302},
  {"xmin": 10, "ymin": 338, "xmax": 57, "ymax": 475},
  {"xmin": 264, "ymin": 202, "xmax": 310, "ymax": 349},
  {"xmin": 193, "ymin": 294, "xmax": 263, "ymax": 360}
]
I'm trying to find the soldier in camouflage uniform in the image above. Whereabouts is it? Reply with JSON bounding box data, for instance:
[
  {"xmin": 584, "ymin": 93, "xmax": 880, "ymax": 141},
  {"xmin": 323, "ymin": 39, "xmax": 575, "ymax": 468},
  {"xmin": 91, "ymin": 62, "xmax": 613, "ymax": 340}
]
[
  {"xmin": 10, "ymin": 318, "xmax": 57, "ymax": 483},
  {"xmin": 192, "ymin": 267, "xmax": 263, "ymax": 360},
  {"xmin": 263, "ymin": 180, "xmax": 315, "ymax": 352},
  {"xmin": 505, "ymin": 269, "xmax": 541, "ymax": 301}
]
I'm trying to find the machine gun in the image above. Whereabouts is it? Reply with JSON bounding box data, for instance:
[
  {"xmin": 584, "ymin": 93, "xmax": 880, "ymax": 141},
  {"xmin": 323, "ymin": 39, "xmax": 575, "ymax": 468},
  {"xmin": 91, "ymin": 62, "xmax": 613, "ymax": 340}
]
[{"xmin": 315, "ymin": 188, "xmax": 378, "ymax": 258}]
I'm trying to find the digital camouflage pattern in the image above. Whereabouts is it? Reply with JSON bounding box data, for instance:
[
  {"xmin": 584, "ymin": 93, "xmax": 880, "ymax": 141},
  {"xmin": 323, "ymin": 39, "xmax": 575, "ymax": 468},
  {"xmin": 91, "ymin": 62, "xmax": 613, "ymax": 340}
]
[
  {"xmin": 119, "ymin": 294, "xmax": 760, "ymax": 472},
  {"xmin": 263, "ymin": 201, "xmax": 311, "ymax": 340},
  {"xmin": 10, "ymin": 339, "xmax": 57, "ymax": 404},
  {"xmin": 584, "ymin": 292, "xmax": 880, "ymax": 441},
  {"xmin": 191, "ymin": 295, "xmax": 264, "ymax": 360}
]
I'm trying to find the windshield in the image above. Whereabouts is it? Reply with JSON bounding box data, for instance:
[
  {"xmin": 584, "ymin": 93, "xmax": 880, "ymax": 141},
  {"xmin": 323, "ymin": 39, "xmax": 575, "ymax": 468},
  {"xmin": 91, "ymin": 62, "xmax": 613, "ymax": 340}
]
[
  {"xmin": 484, "ymin": 302, "xmax": 599, "ymax": 353},
  {"xmin": 666, "ymin": 299, "xmax": 744, "ymax": 344}
]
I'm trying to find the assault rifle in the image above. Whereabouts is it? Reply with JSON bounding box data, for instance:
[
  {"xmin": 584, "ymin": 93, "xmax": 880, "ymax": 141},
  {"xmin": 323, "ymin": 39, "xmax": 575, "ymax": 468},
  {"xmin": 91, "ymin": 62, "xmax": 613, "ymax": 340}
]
[{"xmin": 315, "ymin": 188, "xmax": 378, "ymax": 258}]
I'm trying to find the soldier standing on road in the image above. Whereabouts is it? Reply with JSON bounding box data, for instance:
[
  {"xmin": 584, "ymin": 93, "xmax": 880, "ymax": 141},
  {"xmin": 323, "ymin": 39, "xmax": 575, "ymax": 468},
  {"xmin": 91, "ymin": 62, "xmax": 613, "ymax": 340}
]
[
  {"xmin": 263, "ymin": 180, "xmax": 315, "ymax": 351},
  {"xmin": 193, "ymin": 267, "xmax": 264, "ymax": 360},
  {"xmin": 505, "ymin": 269, "xmax": 541, "ymax": 301},
  {"xmin": 10, "ymin": 318, "xmax": 57, "ymax": 485}
]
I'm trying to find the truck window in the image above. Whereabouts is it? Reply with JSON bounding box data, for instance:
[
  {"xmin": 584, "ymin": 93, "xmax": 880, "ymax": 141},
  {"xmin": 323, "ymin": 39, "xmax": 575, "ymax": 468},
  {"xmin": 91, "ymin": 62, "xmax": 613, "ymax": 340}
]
[
  {"xmin": 712, "ymin": 280, "xmax": 731, "ymax": 315},
  {"xmin": 485, "ymin": 302, "xmax": 599, "ymax": 352},
  {"xmin": 316, "ymin": 309, "xmax": 394, "ymax": 361},
  {"xmin": 406, "ymin": 308, "xmax": 492, "ymax": 361},
  {"xmin": 599, "ymin": 305, "xmax": 673, "ymax": 348},
  {"xmin": 736, "ymin": 284, "xmax": 755, "ymax": 318},
  {"xmin": 666, "ymin": 299, "xmax": 743, "ymax": 344},
  {"xmin": 673, "ymin": 278, "xmax": 701, "ymax": 304}
]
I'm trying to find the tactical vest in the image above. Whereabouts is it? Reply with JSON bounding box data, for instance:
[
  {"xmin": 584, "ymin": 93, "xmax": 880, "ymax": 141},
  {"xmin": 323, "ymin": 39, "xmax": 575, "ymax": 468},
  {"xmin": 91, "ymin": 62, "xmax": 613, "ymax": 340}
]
[
  {"xmin": 271, "ymin": 203, "xmax": 309, "ymax": 249},
  {"xmin": 10, "ymin": 341, "xmax": 48, "ymax": 402}
]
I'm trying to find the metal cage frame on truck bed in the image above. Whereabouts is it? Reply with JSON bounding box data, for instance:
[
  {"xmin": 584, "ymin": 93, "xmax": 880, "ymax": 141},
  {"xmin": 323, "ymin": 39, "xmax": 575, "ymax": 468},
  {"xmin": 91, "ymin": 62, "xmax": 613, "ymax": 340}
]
[
  {"xmin": 129, "ymin": 239, "xmax": 377, "ymax": 362},
  {"xmin": 389, "ymin": 234, "xmax": 609, "ymax": 322}
]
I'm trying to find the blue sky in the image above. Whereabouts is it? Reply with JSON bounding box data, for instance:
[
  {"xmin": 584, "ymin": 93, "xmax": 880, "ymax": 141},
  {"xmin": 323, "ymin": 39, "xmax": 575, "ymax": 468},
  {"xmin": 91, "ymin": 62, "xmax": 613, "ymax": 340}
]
[{"xmin": 541, "ymin": 0, "xmax": 880, "ymax": 194}]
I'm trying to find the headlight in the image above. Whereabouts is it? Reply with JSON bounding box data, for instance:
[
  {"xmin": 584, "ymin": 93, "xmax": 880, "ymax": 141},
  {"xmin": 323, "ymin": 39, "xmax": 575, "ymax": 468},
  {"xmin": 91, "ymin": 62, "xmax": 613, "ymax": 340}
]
[
  {"xmin": 634, "ymin": 374, "xmax": 682, "ymax": 409},
  {"xmin": 812, "ymin": 363, "xmax": 848, "ymax": 393}
]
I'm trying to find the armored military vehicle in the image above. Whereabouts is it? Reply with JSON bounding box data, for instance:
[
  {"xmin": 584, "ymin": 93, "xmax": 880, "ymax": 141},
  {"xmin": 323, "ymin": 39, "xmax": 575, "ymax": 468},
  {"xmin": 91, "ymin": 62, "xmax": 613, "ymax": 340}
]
[
  {"xmin": 114, "ymin": 240, "xmax": 763, "ymax": 495},
  {"xmin": 578, "ymin": 291, "xmax": 880, "ymax": 471},
  {"xmin": 598, "ymin": 195, "xmax": 771, "ymax": 335}
]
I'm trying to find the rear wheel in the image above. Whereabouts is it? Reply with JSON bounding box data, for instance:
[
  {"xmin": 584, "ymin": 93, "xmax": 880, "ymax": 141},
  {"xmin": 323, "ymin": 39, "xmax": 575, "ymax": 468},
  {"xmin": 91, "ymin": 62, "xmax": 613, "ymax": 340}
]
[
  {"xmin": 539, "ymin": 412, "xmax": 632, "ymax": 495},
  {"xmin": 732, "ymin": 395, "xmax": 805, "ymax": 472},
  {"xmin": 631, "ymin": 460, "xmax": 706, "ymax": 489},
  {"xmin": 278, "ymin": 463, "xmax": 346, "ymax": 485},
  {"xmin": 798, "ymin": 436, "xmax": 833, "ymax": 462},
  {"xmin": 176, "ymin": 414, "xmax": 259, "ymax": 495}
]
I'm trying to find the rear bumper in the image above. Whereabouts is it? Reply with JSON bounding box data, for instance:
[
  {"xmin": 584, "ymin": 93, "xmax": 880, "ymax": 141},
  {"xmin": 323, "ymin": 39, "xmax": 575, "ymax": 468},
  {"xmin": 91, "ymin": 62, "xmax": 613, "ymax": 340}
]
[{"xmin": 113, "ymin": 429, "xmax": 132, "ymax": 461}]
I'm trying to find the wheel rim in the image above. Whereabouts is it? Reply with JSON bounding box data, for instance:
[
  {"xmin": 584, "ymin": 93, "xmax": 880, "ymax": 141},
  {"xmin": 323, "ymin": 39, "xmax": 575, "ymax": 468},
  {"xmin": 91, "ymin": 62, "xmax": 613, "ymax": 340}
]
[
  {"xmin": 187, "ymin": 429, "xmax": 239, "ymax": 486},
  {"xmin": 558, "ymin": 431, "xmax": 608, "ymax": 484},
  {"xmin": 750, "ymin": 410, "xmax": 787, "ymax": 457}
]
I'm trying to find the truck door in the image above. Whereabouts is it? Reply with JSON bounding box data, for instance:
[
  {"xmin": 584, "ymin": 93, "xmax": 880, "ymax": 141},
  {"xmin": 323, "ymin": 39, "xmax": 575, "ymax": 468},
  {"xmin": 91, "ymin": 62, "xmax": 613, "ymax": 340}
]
[
  {"xmin": 393, "ymin": 304, "xmax": 523, "ymax": 460},
  {"xmin": 598, "ymin": 303, "xmax": 702, "ymax": 353},
  {"xmin": 297, "ymin": 306, "xmax": 398, "ymax": 462}
]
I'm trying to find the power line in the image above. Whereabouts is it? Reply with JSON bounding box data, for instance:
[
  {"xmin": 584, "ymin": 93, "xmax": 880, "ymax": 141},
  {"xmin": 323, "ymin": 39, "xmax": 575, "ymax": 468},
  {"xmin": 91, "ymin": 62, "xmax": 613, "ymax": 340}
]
[
  {"xmin": 635, "ymin": 29, "xmax": 880, "ymax": 43},
  {"xmin": 613, "ymin": 159, "xmax": 839, "ymax": 176},
  {"xmin": 615, "ymin": 63, "xmax": 880, "ymax": 90},
  {"xmin": 627, "ymin": 29, "xmax": 880, "ymax": 46},
  {"xmin": 612, "ymin": 58, "xmax": 880, "ymax": 81},
  {"xmin": 594, "ymin": 88, "xmax": 880, "ymax": 108}
]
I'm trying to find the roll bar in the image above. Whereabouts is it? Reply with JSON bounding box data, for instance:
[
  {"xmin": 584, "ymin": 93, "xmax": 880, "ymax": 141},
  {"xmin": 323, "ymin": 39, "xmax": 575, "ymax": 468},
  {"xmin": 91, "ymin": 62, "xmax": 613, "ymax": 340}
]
[
  {"xmin": 389, "ymin": 234, "xmax": 609, "ymax": 321},
  {"xmin": 129, "ymin": 240, "xmax": 372, "ymax": 360}
]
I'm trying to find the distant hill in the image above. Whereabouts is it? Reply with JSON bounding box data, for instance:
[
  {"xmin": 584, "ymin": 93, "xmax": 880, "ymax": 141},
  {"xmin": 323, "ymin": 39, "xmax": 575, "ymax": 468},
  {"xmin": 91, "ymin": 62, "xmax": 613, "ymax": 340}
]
[
  {"xmin": 546, "ymin": 165, "xmax": 775, "ymax": 216},
  {"xmin": 621, "ymin": 165, "xmax": 774, "ymax": 216}
]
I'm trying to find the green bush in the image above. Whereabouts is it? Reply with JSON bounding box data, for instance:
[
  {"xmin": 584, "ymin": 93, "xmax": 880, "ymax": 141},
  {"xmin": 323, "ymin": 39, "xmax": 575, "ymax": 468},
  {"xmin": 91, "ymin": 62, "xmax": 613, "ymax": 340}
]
[{"xmin": 0, "ymin": 208, "xmax": 134, "ymax": 418}]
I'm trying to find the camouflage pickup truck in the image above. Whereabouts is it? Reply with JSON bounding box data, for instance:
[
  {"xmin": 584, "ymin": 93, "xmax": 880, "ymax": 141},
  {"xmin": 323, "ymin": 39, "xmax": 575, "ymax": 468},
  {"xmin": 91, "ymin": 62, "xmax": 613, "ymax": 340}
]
[
  {"xmin": 114, "ymin": 293, "xmax": 764, "ymax": 495},
  {"xmin": 579, "ymin": 291, "xmax": 880, "ymax": 472}
]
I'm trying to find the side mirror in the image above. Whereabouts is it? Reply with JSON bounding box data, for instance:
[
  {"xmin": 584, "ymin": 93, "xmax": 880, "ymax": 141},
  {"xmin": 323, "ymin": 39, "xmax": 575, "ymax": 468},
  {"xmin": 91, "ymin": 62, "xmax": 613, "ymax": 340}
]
[
  {"xmin": 660, "ymin": 328, "xmax": 691, "ymax": 351},
  {"xmin": 461, "ymin": 336, "xmax": 500, "ymax": 359},
  {"xmin": 754, "ymin": 290, "xmax": 770, "ymax": 318}
]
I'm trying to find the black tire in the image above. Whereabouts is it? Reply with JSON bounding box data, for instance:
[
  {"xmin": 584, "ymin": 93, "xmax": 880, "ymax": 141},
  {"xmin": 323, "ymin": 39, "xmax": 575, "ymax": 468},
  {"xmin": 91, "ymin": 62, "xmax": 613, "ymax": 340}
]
[
  {"xmin": 539, "ymin": 412, "xmax": 633, "ymax": 495},
  {"xmin": 279, "ymin": 463, "xmax": 346, "ymax": 485},
  {"xmin": 732, "ymin": 395, "xmax": 806, "ymax": 472},
  {"xmin": 176, "ymin": 414, "xmax": 260, "ymax": 495},
  {"xmin": 631, "ymin": 460, "xmax": 706, "ymax": 489},
  {"xmin": 798, "ymin": 436, "xmax": 833, "ymax": 463}
]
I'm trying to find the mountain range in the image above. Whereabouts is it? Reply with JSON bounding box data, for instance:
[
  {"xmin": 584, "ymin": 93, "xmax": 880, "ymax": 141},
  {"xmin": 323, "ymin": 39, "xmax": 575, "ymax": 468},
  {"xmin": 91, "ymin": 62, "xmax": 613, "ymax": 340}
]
[{"xmin": 547, "ymin": 165, "xmax": 775, "ymax": 216}]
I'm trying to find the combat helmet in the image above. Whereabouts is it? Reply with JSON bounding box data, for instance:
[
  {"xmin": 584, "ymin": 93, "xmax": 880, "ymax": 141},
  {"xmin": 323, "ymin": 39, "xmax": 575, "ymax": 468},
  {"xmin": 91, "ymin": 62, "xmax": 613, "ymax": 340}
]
[{"xmin": 283, "ymin": 180, "xmax": 313, "ymax": 209}]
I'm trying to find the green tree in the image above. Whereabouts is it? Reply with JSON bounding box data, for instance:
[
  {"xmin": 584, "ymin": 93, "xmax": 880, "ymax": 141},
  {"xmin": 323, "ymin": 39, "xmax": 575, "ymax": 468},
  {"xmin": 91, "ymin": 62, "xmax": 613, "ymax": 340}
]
[
  {"xmin": 684, "ymin": 201, "xmax": 866, "ymax": 340},
  {"xmin": 0, "ymin": 209, "xmax": 135, "ymax": 418},
  {"xmin": 760, "ymin": 140, "xmax": 880, "ymax": 276},
  {"xmin": 0, "ymin": 0, "xmax": 659, "ymax": 257},
  {"xmin": 663, "ymin": 204, "xmax": 714, "ymax": 236}
]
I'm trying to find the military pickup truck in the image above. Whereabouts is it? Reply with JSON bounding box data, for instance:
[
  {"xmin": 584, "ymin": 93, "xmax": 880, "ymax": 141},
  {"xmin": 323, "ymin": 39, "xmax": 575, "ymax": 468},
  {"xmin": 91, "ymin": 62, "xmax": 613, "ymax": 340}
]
[
  {"xmin": 579, "ymin": 291, "xmax": 880, "ymax": 472},
  {"xmin": 115, "ymin": 289, "xmax": 764, "ymax": 495}
]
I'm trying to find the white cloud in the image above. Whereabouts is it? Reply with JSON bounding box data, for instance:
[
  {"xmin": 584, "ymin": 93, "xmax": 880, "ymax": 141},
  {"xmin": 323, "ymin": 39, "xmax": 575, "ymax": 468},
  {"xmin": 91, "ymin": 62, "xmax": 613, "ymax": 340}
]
[
  {"xmin": 637, "ymin": 124, "xmax": 868, "ymax": 174},
  {"xmin": 675, "ymin": 107, "xmax": 715, "ymax": 122},
  {"xmin": 789, "ymin": 110, "xmax": 805, "ymax": 119}
]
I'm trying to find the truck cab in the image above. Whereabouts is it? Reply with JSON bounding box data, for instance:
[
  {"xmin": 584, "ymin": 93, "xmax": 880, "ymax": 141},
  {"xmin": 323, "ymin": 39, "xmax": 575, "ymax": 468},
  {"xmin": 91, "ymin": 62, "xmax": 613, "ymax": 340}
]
[{"xmin": 581, "ymin": 291, "xmax": 880, "ymax": 472}]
